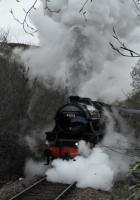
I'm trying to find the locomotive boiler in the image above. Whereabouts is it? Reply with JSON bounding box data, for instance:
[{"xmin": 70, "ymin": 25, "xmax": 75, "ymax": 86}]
[{"xmin": 44, "ymin": 96, "xmax": 108, "ymax": 163}]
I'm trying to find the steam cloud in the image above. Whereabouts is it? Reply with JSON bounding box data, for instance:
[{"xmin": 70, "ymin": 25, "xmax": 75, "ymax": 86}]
[
  {"xmin": 17, "ymin": 0, "xmax": 140, "ymax": 102},
  {"xmin": 16, "ymin": 0, "xmax": 140, "ymax": 191},
  {"xmin": 46, "ymin": 110, "xmax": 135, "ymax": 191},
  {"xmin": 25, "ymin": 158, "xmax": 47, "ymax": 178}
]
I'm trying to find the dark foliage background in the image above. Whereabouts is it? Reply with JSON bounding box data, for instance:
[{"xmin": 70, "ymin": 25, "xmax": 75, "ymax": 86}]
[{"xmin": 0, "ymin": 42, "xmax": 66, "ymax": 183}]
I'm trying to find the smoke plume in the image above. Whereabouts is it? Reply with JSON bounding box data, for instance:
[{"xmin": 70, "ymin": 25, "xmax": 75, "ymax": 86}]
[
  {"xmin": 25, "ymin": 158, "xmax": 47, "ymax": 178},
  {"xmin": 16, "ymin": 0, "xmax": 140, "ymax": 102},
  {"xmin": 15, "ymin": 0, "xmax": 140, "ymax": 191}
]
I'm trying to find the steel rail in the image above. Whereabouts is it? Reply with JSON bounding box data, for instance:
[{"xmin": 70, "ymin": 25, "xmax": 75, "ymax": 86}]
[
  {"xmin": 9, "ymin": 177, "xmax": 75, "ymax": 200},
  {"xmin": 9, "ymin": 177, "xmax": 46, "ymax": 200},
  {"xmin": 54, "ymin": 182, "xmax": 75, "ymax": 200}
]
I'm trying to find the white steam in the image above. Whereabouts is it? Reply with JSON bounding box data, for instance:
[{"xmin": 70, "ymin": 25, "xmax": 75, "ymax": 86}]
[
  {"xmin": 47, "ymin": 147, "xmax": 114, "ymax": 191},
  {"xmin": 25, "ymin": 129, "xmax": 46, "ymax": 157},
  {"xmin": 100, "ymin": 109, "xmax": 133, "ymax": 176},
  {"xmin": 24, "ymin": 158, "xmax": 47, "ymax": 178},
  {"xmin": 15, "ymin": 0, "xmax": 140, "ymax": 191},
  {"xmin": 15, "ymin": 0, "xmax": 140, "ymax": 102},
  {"xmin": 78, "ymin": 140, "xmax": 91, "ymax": 157},
  {"xmin": 25, "ymin": 135, "xmax": 38, "ymax": 153},
  {"xmin": 46, "ymin": 110, "xmax": 136, "ymax": 191}
]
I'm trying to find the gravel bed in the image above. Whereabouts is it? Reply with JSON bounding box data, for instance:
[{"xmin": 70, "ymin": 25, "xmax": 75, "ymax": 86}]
[
  {"xmin": 65, "ymin": 187, "xmax": 111, "ymax": 200},
  {"xmin": 0, "ymin": 176, "xmax": 42, "ymax": 200},
  {"xmin": 0, "ymin": 173, "xmax": 140, "ymax": 200}
]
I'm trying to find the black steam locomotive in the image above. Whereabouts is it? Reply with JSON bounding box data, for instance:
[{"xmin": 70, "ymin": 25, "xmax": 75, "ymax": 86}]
[{"xmin": 44, "ymin": 96, "xmax": 109, "ymax": 163}]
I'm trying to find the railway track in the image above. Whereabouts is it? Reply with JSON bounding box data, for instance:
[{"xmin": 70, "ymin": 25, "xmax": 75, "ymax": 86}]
[{"xmin": 9, "ymin": 177, "xmax": 75, "ymax": 200}]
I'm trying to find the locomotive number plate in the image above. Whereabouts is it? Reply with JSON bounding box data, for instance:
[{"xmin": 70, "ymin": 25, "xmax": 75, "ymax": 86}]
[
  {"xmin": 66, "ymin": 113, "xmax": 76, "ymax": 117},
  {"xmin": 62, "ymin": 111, "xmax": 78, "ymax": 118}
]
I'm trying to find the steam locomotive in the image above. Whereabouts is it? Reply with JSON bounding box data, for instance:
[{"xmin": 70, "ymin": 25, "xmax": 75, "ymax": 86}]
[{"xmin": 44, "ymin": 96, "xmax": 109, "ymax": 164}]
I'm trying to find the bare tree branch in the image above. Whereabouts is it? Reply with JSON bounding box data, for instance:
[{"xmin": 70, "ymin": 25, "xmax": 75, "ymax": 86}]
[
  {"xmin": 44, "ymin": 0, "xmax": 61, "ymax": 13},
  {"xmin": 10, "ymin": 0, "xmax": 62, "ymax": 36},
  {"xmin": 132, "ymin": 0, "xmax": 140, "ymax": 14},
  {"xmin": 79, "ymin": 0, "xmax": 95, "ymax": 21},
  {"xmin": 0, "ymin": 29, "xmax": 9, "ymax": 43},
  {"xmin": 110, "ymin": 27, "xmax": 140, "ymax": 57},
  {"xmin": 10, "ymin": 0, "xmax": 38, "ymax": 36},
  {"xmin": 79, "ymin": 0, "xmax": 89, "ymax": 13},
  {"xmin": 11, "ymin": 0, "xmax": 95, "ymax": 36}
]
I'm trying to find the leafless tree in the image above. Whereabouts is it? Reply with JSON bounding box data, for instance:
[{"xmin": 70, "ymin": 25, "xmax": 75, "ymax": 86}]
[
  {"xmin": 133, "ymin": 0, "xmax": 140, "ymax": 14},
  {"xmin": 109, "ymin": 27, "xmax": 140, "ymax": 58},
  {"xmin": 79, "ymin": 0, "xmax": 94, "ymax": 21},
  {"xmin": 0, "ymin": 28, "xmax": 9, "ymax": 43},
  {"xmin": 10, "ymin": 0, "xmax": 38, "ymax": 36},
  {"xmin": 0, "ymin": 28, "xmax": 11, "ymax": 54},
  {"xmin": 79, "ymin": 0, "xmax": 95, "ymax": 11},
  {"xmin": 11, "ymin": 0, "xmax": 95, "ymax": 35},
  {"xmin": 110, "ymin": 0, "xmax": 140, "ymax": 58},
  {"xmin": 10, "ymin": 0, "xmax": 61, "ymax": 36},
  {"xmin": 43, "ymin": 0, "xmax": 61, "ymax": 13}
]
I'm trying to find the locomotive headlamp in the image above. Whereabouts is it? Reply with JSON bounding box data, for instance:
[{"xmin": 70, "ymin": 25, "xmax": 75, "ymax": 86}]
[{"xmin": 75, "ymin": 142, "xmax": 79, "ymax": 146}]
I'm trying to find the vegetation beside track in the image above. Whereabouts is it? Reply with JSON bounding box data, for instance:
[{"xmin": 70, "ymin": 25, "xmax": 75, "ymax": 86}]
[{"xmin": 0, "ymin": 42, "xmax": 66, "ymax": 184}]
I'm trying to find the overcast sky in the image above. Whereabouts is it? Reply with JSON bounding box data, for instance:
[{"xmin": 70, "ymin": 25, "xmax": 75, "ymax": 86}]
[
  {"xmin": 0, "ymin": 0, "xmax": 40, "ymax": 44},
  {"xmin": 0, "ymin": 0, "xmax": 139, "ymax": 102}
]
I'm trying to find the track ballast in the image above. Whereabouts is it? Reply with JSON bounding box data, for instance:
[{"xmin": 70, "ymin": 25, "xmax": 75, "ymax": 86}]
[{"xmin": 9, "ymin": 177, "xmax": 75, "ymax": 200}]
